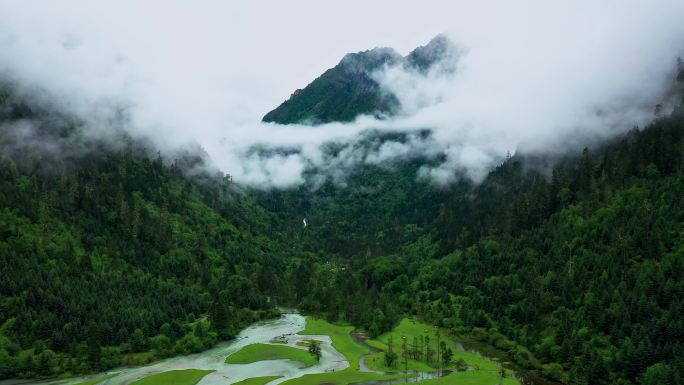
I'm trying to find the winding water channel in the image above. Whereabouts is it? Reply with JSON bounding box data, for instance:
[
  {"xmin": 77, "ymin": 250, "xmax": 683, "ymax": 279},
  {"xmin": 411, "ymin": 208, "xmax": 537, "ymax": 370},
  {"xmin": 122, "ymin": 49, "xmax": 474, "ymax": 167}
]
[
  {"xmin": 2, "ymin": 313, "xmax": 554, "ymax": 385},
  {"xmin": 351, "ymin": 333, "xmax": 449, "ymax": 384},
  {"xmin": 3, "ymin": 313, "xmax": 347, "ymax": 385}
]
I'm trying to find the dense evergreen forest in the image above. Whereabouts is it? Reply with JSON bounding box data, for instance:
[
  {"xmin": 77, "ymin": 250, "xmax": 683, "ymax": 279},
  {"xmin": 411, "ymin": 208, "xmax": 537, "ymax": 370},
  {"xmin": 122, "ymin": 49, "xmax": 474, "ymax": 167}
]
[
  {"xmin": 1, "ymin": 65, "xmax": 683, "ymax": 385},
  {"xmin": 250, "ymin": 65, "xmax": 684, "ymax": 385},
  {"xmin": 0, "ymin": 88, "xmax": 284, "ymax": 377},
  {"xmin": 256, "ymin": 108, "xmax": 684, "ymax": 385}
]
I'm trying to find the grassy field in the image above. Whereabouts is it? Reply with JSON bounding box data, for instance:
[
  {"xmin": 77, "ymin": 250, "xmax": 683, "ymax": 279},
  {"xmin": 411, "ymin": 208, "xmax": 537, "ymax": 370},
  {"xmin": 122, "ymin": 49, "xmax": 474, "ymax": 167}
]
[
  {"xmin": 226, "ymin": 343, "xmax": 318, "ymax": 367},
  {"xmin": 129, "ymin": 369, "xmax": 213, "ymax": 385},
  {"xmin": 365, "ymin": 351, "xmax": 436, "ymax": 372},
  {"xmin": 366, "ymin": 318, "xmax": 502, "ymax": 372},
  {"xmin": 232, "ymin": 376, "xmax": 283, "ymax": 385},
  {"xmin": 72, "ymin": 373, "xmax": 118, "ymax": 385},
  {"xmin": 278, "ymin": 317, "xmax": 405, "ymax": 385},
  {"xmin": 412, "ymin": 370, "xmax": 520, "ymax": 385},
  {"xmin": 73, "ymin": 317, "xmax": 519, "ymax": 385},
  {"xmin": 295, "ymin": 339, "xmax": 322, "ymax": 348},
  {"xmin": 300, "ymin": 318, "xmax": 366, "ymax": 370},
  {"xmin": 366, "ymin": 318, "xmax": 458, "ymax": 354},
  {"xmin": 278, "ymin": 370, "xmax": 405, "ymax": 385}
]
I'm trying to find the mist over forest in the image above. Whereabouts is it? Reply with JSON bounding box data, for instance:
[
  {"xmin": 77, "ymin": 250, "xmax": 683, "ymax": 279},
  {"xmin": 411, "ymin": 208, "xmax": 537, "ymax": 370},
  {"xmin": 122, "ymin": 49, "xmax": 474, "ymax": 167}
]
[{"xmin": 1, "ymin": 2, "xmax": 684, "ymax": 385}]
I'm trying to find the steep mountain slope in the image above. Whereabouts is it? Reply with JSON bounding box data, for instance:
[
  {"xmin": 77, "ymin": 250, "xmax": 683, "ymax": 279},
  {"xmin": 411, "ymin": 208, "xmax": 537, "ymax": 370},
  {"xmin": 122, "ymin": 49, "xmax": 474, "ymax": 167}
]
[
  {"xmin": 1, "ymin": 54, "xmax": 683, "ymax": 385},
  {"xmin": 253, "ymin": 63, "xmax": 684, "ymax": 385},
  {"xmin": 265, "ymin": 107, "xmax": 684, "ymax": 385},
  {"xmin": 251, "ymin": 130, "xmax": 464, "ymax": 258},
  {"xmin": 405, "ymin": 34, "xmax": 459, "ymax": 74},
  {"xmin": 0, "ymin": 87, "xmax": 286, "ymax": 378},
  {"xmin": 262, "ymin": 35, "xmax": 457, "ymax": 124}
]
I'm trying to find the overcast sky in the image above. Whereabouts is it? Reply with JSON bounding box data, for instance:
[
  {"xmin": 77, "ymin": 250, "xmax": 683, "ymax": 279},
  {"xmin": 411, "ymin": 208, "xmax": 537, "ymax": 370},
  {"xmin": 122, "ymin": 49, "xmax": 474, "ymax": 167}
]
[{"xmin": 1, "ymin": 1, "xmax": 684, "ymax": 187}]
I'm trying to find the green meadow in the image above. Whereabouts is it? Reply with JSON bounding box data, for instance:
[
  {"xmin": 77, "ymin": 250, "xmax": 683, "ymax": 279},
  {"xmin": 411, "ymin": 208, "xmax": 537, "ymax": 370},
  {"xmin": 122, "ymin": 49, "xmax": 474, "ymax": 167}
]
[
  {"xmin": 366, "ymin": 318, "xmax": 504, "ymax": 373},
  {"xmin": 226, "ymin": 343, "xmax": 317, "ymax": 367},
  {"xmin": 413, "ymin": 370, "xmax": 520, "ymax": 385},
  {"xmin": 128, "ymin": 369, "xmax": 213, "ymax": 385},
  {"xmin": 278, "ymin": 318, "xmax": 405, "ymax": 385},
  {"xmin": 232, "ymin": 376, "xmax": 283, "ymax": 385}
]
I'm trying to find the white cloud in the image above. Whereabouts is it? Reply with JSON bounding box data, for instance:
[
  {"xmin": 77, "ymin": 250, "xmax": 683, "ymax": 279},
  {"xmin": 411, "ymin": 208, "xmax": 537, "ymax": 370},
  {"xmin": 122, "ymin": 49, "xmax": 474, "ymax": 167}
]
[{"xmin": 0, "ymin": 0, "xmax": 683, "ymax": 187}]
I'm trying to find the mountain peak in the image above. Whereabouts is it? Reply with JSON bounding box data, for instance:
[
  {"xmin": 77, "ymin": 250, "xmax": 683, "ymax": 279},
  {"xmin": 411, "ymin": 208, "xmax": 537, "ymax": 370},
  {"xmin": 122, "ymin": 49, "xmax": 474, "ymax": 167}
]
[
  {"xmin": 262, "ymin": 35, "xmax": 457, "ymax": 125},
  {"xmin": 406, "ymin": 34, "xmax": 458, "ymax": 73},
  {"xmin": 339, "ymin": 47, "xmax": 402, "ymax": 74}
]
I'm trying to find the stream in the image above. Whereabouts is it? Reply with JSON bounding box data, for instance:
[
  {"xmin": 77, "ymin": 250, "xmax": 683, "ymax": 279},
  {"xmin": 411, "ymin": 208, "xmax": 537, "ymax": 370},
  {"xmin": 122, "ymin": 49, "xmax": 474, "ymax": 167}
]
[
  {"xmin": 1, "ymin": 313, "xmax": 347, "ymax": 385},
  {"xmin": 1, "ymin": 313, "xmax": 554, "ymax": 385},
  {"xmin": 351, "ymin": 333, "xmax": 450, "ymax": 385}
]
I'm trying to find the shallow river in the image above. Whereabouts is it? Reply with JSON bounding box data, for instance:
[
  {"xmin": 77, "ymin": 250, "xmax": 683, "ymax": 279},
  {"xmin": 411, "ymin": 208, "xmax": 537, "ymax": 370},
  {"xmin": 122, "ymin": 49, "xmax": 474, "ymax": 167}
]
[
  {"xmin": 3, "ymin": 313, "xmax": 348, "ymax": 385},
  {"xmin": 3, "ymin": 313, "xmax": 551, "ymax": 385}
]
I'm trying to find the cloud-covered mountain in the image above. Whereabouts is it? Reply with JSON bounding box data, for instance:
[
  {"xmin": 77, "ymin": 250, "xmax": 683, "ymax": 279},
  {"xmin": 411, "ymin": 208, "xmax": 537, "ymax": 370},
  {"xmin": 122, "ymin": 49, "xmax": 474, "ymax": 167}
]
[{"xmin": 261, "ymin": 35, "xmax": 458, "ymax": 125}]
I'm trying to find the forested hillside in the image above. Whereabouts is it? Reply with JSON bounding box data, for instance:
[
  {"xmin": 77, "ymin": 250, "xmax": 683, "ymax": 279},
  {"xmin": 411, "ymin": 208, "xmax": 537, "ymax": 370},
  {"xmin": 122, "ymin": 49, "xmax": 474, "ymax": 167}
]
[
  {"xmin": 1, "ymin": 60, "xmax": 683, "ymax": 385},
  {"xmin": 262, "ymin": 35, "xmax": 457, "ymax": 124},
  {"xmin": 251, "ymin": 130, "xmax": 466, "ymax": 258},
  {"xmin": 0, "ymin": 88, "xmax": 284, "ymax": 377},
  {"xmin": 252, "ymin": 65, "xmax": 684, "ymax": 385},
  {"xmin": 264, "ymin": 107, "xmax": 684, "ymax": 385}
]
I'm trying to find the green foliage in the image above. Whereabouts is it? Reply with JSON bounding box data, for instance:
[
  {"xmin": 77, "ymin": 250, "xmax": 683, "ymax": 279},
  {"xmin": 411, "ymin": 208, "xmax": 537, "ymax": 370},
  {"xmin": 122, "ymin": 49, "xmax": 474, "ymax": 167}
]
[
  {"xmin": 300, "ymin": 318, "xmax": 366, "ymax": 371},
  {"xmin": 542, "ymin": 362, "xmax": 565, "ymax": 382},
  {"xmin": 262, "ymin": 49, "xmax": 401, "ymax": 124},
  {"xmin": 2, "ymin": 65, "xmax": 684, "ymax": 385},
  {"xmin": 72, "ymin": 373, "xmax": 118, "ymax": 385},
  {"xmin": 307, "ymin": 340, "xmax": 321, "ymax": 361},
  {"xmin": 640, "ymin": 363, "xmax": 675, "ymax": 385},
  {"xmin": 280, "ymin": 317, "xmax": 407, "ymax": 385},
  {"xmin": 384, "ymin": 336, "xmax": 397, "ymax": 368},
  {"xmin": 226, "ymin": 343, "xmax": 317, "ymax": 367},
  {"xmin": 232, "ymin": 376, "xmax": 283, "ymax": 385},
  {"xmin": 412, "ymin": 371, "xmax": 520, "ymax": 385},
  {"xmin": 0, "ymin": 88, "xmax": 286, "ymax": 379},
  {"xmin": 262, "ymin": 36, "xmax": 456, "ymax": 125},
  {"xmin": 366, "ymin": 318, "xmax": 501, "ymax": 373},
  {"xmin": 267, "ymin": 100, "xmax": 684, "ymax": 385},
  {"xmin": 355, "ymin": 111, "xmax": 684, "ymax": 384},
  {"xmin": 129, "ymin": 369, "xmax": 213, "ymax": 385}
]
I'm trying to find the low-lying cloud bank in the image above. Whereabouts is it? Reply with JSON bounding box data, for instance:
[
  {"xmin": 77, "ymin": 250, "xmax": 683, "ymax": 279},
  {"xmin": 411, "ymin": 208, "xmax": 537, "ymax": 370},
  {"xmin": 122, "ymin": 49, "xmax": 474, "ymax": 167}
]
[{"xmin": 0, "ymin": 1, "xmax": 683, "ymax": 188}]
